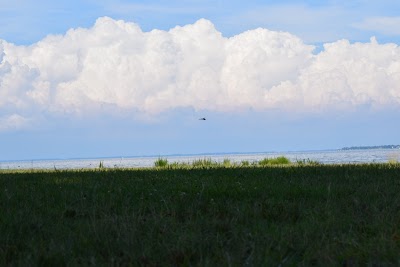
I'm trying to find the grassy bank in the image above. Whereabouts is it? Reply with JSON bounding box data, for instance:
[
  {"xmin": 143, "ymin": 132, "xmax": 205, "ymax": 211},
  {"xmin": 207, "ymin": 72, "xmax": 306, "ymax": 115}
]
[{"xmin": 1, "ymin": 164, "xmax": 400, "ymax": 266}]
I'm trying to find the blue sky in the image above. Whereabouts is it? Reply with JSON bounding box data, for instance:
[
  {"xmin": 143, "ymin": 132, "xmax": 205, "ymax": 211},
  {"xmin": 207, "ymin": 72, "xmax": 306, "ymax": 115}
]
[
  {"xmin": 2, "ymin": 0, "xmax": 400, "ymax": 45},
  {"xmin": 1, "ymin": 0, "xmax": 400, "ymax": 160}
]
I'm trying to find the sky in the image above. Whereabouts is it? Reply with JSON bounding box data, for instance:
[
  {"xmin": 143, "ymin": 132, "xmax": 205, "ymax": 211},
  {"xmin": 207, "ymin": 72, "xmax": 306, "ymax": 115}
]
[{"xmin": 1, "ymin": 0, "xmax": 400, "ymax": 161}]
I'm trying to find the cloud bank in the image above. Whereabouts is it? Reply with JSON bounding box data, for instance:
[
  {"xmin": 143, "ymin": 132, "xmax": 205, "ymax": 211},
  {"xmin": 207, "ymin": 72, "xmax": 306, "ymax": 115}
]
[{"xmin": 1, "ymin": 17, "xmax": 400, "ymax": 130}]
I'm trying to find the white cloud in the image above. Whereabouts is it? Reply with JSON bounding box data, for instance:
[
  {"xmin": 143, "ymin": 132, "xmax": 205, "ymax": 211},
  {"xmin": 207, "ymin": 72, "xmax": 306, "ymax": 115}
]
[
  {"xmin": 0, "ymin": 114, "xmax": 31, "ymax": 132},
  {"xmin": 353, "ymin": 16, "xmax": 400, "ymax": 36},
  {"xmin": 1, "ymin": 17, "xmax": 400, "ymax": 130},
  {"xmin": 269, "ymin": 37, "xmax": 400, "ymax": 111}
]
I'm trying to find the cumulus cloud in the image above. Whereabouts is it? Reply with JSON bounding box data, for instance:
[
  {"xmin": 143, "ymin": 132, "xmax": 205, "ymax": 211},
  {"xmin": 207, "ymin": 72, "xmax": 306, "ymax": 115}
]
[
  {"xmin": 268, "ymin": 37, "xmax": 400, "ymax": 111},
  {"xmin": 1, "ymin": 17, "xmax": 400, "ymax": 130}
]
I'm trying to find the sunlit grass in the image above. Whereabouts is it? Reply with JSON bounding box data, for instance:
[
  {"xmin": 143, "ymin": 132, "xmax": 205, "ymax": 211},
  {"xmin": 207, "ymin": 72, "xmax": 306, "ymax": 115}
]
[
  {"xmin": 258, "ymin": 156, "xmax": 291, "ymax": 166},
  {"xmin": 191, "ymin": 158, "xmax": 217, "ymax": 168},
  {"xmin": 154, "ymin": 157, "xmax": 168, "ymax": 167},
  {"xmin": 222, "ymin": 158, "xmax": 231, "ymax": 167},
  {"xmin": 153, "ymin": 156, "xmax": 294, "ymax": 169}
]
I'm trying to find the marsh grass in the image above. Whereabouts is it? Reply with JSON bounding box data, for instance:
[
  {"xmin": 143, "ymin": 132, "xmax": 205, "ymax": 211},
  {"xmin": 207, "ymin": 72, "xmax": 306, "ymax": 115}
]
[
  {"xmin": 191, "ymin": 158, "xmax": 217, "ymax": 168},
  {"xmin": 155, "ymin": 156, "xmax": 294, "ymax": 169},
  {"xmin": 296, "ymin": 158, "xmax": 322, "ymax": 166},
  {"xmin": 154, "ymin": 157, "xmax": 168, "ymax": 167},
  {"xmin": 222, "ymin": 158, "xmax": 231, "ymax": 167},
  {"xmin": 240, "ymin": 160, "xmax": 250, "ymax": 166},
  {"xmin": 1, "ymin": 164, "xmax": 400, "ymax": 266},
  {"xmin": 258, "ymin": 156, "xmax": 291, "ymax": 166}
]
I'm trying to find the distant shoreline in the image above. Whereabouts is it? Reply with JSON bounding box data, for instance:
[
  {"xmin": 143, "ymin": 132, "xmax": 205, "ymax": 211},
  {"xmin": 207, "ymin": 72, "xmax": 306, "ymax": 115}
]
[{"xmin": 341, "ymin": 145, "xmax": 400, "ymax": 150}]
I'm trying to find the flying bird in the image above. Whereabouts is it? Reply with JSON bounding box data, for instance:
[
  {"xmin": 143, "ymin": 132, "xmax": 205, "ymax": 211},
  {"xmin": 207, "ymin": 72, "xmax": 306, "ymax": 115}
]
[{"xmin": 199, "ymin": 118, "xmax": 206, "ymax": 121}]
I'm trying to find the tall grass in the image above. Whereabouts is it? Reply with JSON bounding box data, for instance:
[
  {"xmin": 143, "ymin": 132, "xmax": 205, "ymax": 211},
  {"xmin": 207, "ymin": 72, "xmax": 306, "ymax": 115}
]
[
  {"xmin": 154, "ymin": 157, "xmax": 168, "ymax": 167},
  {"xmin": 153, "ymin": 156, "xmax": 294, "ymax": 169},
  {"xmin": 296, "ymin": 158, "xmax": 321, "ymax": 166},
  {"xmin": 258, "ymin": 156, "xmax": 291, "ymax": 166},
  {"xmin": 240, "ymin": 160, "xmax": 250, "ymax": 166},
  {"xmin": 191, "ymin": 158, "xmax": 217, "ymax": 168},
  {"xmin": 222, "ymin": 158, "xmax": 231, "ymax": 167}
]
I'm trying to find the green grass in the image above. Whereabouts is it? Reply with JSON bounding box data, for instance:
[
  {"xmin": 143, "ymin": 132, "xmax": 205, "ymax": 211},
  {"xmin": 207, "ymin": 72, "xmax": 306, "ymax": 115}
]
[
  {"xmin": 259, "ymin": 156, "xmax": 291, "ymax": 166},
  {"xmin": 296, "ymin": 158, "xmax": 322, "ymax": 166},
  {"xmin": 154, "ymin": 156, "xmax": 294, "ymax": 169},
  {"xmin": 240, "ymin": 160, "xmax": 250, "ymax": 167},
  {"xmin": 1, "ymin": 164, "xmax": 400, "ymax": 266},
  {"xmin": 191, "ymin": 158, "xmax": 218, "ymax": 168},
  {"xmin": 222, "ymin": 158, "xmax": 231, "ymax": 167},
  {"xmin": 98, "ymin": 161, "xmax": 104, "ymax": 169},
  {"xmin": 154, "ymin": 157, "xmax": 168, "ymax": 168}
]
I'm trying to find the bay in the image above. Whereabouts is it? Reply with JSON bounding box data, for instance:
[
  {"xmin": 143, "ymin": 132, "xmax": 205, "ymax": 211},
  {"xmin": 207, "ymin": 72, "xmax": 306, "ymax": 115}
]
[{"xmin": 1, "ymin": 148, "xmax": 399, "ymax": 170}]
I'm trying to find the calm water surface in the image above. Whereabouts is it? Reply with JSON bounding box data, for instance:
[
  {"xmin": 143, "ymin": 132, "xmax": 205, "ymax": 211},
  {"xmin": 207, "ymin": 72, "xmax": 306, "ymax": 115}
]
[{"xmin": 1, "ymin": 149, "xmax": 399, "ymax": 170}]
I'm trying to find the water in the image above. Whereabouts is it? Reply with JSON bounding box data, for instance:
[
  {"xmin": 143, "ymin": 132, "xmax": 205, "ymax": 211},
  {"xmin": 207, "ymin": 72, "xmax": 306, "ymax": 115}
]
[{"xmin": 1, "ymin": 149, "xmax": 399, "ymax": 170}]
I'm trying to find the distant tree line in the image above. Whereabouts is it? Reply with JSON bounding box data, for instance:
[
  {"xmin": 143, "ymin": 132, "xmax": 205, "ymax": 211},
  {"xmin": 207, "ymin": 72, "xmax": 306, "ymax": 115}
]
[{"xmin": 341, "ymin": 145, "xmax": 400, "ymax": 150}]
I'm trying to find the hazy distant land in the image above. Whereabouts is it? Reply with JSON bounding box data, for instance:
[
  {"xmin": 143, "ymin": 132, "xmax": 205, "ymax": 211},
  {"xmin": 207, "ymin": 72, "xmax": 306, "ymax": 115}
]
[{"xmin": 341, "ymin": 145, "xmax": 400, "ymax": 150}]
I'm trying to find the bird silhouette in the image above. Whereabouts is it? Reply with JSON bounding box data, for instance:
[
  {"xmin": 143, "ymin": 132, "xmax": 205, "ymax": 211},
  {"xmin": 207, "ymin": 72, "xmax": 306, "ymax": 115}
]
[{"xmin": 199, "ymin": 118, "xmax": 206, "ymax": 120}]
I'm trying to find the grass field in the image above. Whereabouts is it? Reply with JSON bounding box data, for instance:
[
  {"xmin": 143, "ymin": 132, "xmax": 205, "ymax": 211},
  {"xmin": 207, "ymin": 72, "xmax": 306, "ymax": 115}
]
[{"xmin": 1, "ymin": 163, "xmax": 400, "ymax": 266}]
